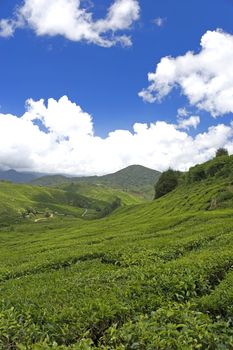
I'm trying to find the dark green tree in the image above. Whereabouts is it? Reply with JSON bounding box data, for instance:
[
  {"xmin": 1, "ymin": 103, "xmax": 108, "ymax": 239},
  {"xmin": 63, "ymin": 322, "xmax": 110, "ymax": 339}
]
[
  {"xmin": 154, "ymin": 169, "xmax": 179, "ymax": 199},
  {"xmin": 215, "ymin": 148, "xmax": 229, "ymax": 157},
  {"xmin": 187, "ymin": 166, "xmax": 206, "ymax": 183}
]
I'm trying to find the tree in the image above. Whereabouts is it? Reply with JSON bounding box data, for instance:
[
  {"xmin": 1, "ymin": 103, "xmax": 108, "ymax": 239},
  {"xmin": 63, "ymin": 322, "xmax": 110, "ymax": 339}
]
[
  {"xmin": 187, "ymin": 166, "xmax": 206, "ymax": 183},
  {"xmin": 215, "ymin": 148, "xmax": 229, "ymax": 157},
  {"xmin": 44, "ymin": 209, "xmax": 51, "ymax": 218},
  {"xmin": 154, "ymin": 169, "xmax": 179, "ymax": 199}
]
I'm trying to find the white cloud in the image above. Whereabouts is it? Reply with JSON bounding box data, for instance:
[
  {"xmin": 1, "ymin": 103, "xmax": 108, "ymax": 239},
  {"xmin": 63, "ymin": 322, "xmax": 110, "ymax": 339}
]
[
  {"xmin": 153, "ymin": 17, "xmax": 166, "ymax": 27},
  {"xmin": 0, "ymin": 96, "xmax": 232, "ymax": 175},
  {"xmin": 176, "ymin": 107, "xmax": 200, "ymax": 130},
  {"xmin": 177, "ymin": 107, "xmax": 189, "ymax": 118},
  {"xmin": 177, "ymin": 115, "xmax": 200, "ymax": 130},
  {"xmin": 139, "ymin": 29, "xmax": 233, "ymax": 116},
  {"xmin": 23, "ymin": 96, "xmax": 93, "ymax": 139},
  {"xmin": 0, "ymin": 0, "xmax": 140, "ymax": 47},
  {"xmin": 0, "ymin": 19, "xmax": 16, "ymax": 37}
]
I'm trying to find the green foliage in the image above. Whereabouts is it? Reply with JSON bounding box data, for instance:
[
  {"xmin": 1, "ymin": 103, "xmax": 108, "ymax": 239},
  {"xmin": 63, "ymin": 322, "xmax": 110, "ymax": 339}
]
[
  {"xmin": 100, "ymin": 197, "xmax": 121, "ymax": 217},
  {"xmin": 44, "ymin": 209, "xmax": 52, "ymax": 218},
  {"xmin": 62, "ymin": 183, "xmax": 143, "ymax": 206},
  {"xmin": 2, "ymin": 158, "xmax": 233, "ymax": 348},
  {"xmin": 216, "ymin": 189, "xmax": 233, "ymax": 202},
  {"xmin": 0, "ymin": 181, "xmax": 141, "ymax": 226},
  {"xmin": 103, "ymin": 303, "xmax": 233, "ymax": 349},
  {"xmin": 187, "ymin": 154, "xmax": 233, "ymax": 184},
  {"xmin": 187, "ymin": 165, "xmax": 206, "ymax": 183},
  {"xmin": 215, "ymin": 148, "xmax": 229, "ymax": 157},
  {"xmin": 154, "ymin": 169, "xmax": 179, "ymax": 199},
  {"xmin": 32, "ymin": 165, "xmax": 161, "ymax": 200},
  {"xmin": 2, "ymin": 206, "xmax": 233, "ymax": 348}
]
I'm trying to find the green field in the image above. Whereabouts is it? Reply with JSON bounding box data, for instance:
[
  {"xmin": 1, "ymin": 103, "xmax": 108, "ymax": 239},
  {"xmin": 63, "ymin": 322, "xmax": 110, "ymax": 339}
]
[{"xmin": 2, "ymin": 156, "xmax": 233, "ymax": 349}]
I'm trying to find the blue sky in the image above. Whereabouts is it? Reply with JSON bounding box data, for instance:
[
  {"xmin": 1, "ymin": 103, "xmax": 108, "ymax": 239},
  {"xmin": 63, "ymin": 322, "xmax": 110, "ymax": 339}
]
[{"xmin": 0, "ymin": 0, "xmax": 233, "ymax": 175}]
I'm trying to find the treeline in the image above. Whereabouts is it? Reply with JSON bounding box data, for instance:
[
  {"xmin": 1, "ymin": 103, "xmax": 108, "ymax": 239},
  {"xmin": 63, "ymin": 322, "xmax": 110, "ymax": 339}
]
[
  {"xmin": 65, "ymin": 185, "xmax": 121, "ymax": 217},
  {"xmin": 99, "ymin": 197, "xmax": 121, "ymax": 217},
  {"xmin": 154, "ymin": 148, "xmax": 231, "ymax": 199}
]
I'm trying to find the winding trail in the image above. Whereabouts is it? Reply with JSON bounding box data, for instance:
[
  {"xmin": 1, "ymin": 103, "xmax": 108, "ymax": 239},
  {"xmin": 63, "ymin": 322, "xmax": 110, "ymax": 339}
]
[
  {"xmin": 82, "ymin": 209, "xmax": 88, "ymax": 217},
  {"xmin": 34, "ymin": 218, "xmax": 48, "ymax": 223}
]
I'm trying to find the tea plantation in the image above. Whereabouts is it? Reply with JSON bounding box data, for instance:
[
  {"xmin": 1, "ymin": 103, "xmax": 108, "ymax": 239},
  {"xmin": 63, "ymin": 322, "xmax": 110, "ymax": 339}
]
[
  {"xmin": 0, "ymin": 181, "xmax": 143, "ymax": 226},
  {"xmin": 2, "ymin": 156, "xmax": 233, "ymax": 349}
]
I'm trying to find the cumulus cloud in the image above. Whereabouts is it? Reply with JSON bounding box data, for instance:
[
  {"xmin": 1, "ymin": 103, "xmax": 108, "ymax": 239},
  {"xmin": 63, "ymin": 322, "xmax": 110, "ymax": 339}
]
[
  {"xmin": 0, "ymin": 0, "xmax": 140, "ymax": 47},
  {"xmin": 139, "ymin": 29, "xmax": 233, "ymax": 116},
  {"xmin": 0, "ymin": 96, "xmax": 232, "ymax": 175}
]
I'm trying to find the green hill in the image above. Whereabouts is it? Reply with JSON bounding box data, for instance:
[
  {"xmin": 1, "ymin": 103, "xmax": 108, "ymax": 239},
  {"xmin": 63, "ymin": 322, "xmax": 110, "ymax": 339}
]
[
  {"xmin": 2, "ymin": 155, "xmax": 233, "ymax": 348},
  {"xmin": 61, "ymin": 182, "xmax": 143, "ymax": 206},
  {"xmin": 0, "ymin": 181, "xmax": 143, "ymax": 226},
  {"xmin": 32, "ymin": 165, "xmax": 161, "ymax": 199}
]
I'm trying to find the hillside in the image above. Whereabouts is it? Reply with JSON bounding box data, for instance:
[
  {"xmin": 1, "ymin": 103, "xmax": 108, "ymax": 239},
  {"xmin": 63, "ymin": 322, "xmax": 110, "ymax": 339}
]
[
  {"xmin": 0, "ymin": 181, "xmax": 142, "ymax": 226},
  {"xmin": 32, "ymin": 165, "xmax": 161, "ymax": 199},
  {"xmin": 61, "ymin": 182, "xmax": 143, "ymax": 206},
  {"xmin": 92, "ymin": 165, "xmax": 161, "ymax": 192},
  {"xmin": 2, "ymin": 155, "xmax": 233, "ymax": 348}
]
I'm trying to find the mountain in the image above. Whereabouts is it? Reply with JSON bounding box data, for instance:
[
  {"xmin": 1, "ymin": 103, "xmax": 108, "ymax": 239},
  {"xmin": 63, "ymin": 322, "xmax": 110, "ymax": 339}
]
[
  {"xmin": 32, "ymin": 165, "xmax": 161, "ymax": 199},
  {"xmin": 92, "ymin": 165, "xmax": 161, "ymax": 190},
  {"xmin": 0, "ymin": 165, "xmax": 161, "ymax": 199},
  {"xmin": 0, "ymin": 169, "xmax": 43, "ymax": 183}
]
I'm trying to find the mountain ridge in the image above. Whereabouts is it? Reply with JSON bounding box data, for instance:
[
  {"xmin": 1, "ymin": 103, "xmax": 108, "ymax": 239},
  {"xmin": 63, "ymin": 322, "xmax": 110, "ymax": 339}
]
[
  {"xmin": 31, "ymin": 164, "xmax": 161, "ymax": 199},
  {"xmin": 0, "ymin": 169, "xmax": 43, "ymax": 183}
]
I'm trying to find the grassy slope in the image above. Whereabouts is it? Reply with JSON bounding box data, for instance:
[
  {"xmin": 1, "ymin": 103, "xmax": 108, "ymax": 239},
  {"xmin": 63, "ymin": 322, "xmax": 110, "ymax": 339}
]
[
  {"xmin": 2, "ymin": 157, "xmax": 233, "ymax": 348},
  {"xmin": 32, "ymin": 165, "xmax": 161, "ymax": 199},
  {"xmin": 61, "ymin": 183, "xmax": 143, "ymax": 206},
  {"xmin": 0, "ymin": 181, "xmax": 142, "ymax": 226}
]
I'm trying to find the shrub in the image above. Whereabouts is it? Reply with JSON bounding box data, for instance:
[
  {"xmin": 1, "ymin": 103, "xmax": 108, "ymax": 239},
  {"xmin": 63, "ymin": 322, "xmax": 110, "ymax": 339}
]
[
  {"xmin": 187, "ymin": 166, "xmax": 206, "ymax": 183},
  {"xmin": 154, "ymin": 169, "xmax": 179, "ymax": 199},
  {"xmin": 216, "ymin": 190, "xmax": 233, "ymax": 203},
  {"xmin": 103, "ymin": 303, "xmax": 233, "ymax": 350},
  {"xmin": 215, "ymin": 148, "xmax": 229, "ymax": 157},
  {"xmin": 44, "ymin": 210, "xmax": 51, "ymax": 218},
  {"xmin": 206, "ymin": 160, "xmax": 226, "ymax": 177}
]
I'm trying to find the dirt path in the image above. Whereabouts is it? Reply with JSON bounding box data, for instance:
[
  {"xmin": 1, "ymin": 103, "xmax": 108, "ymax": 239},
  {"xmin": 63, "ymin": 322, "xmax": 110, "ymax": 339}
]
[
  {"xmin": 82, "ymin": 209, "xmax": 88, "ymax": 217},
  {"xmin": 34, "ymin": 218, "xmax": 48, "ymax": 223}
]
